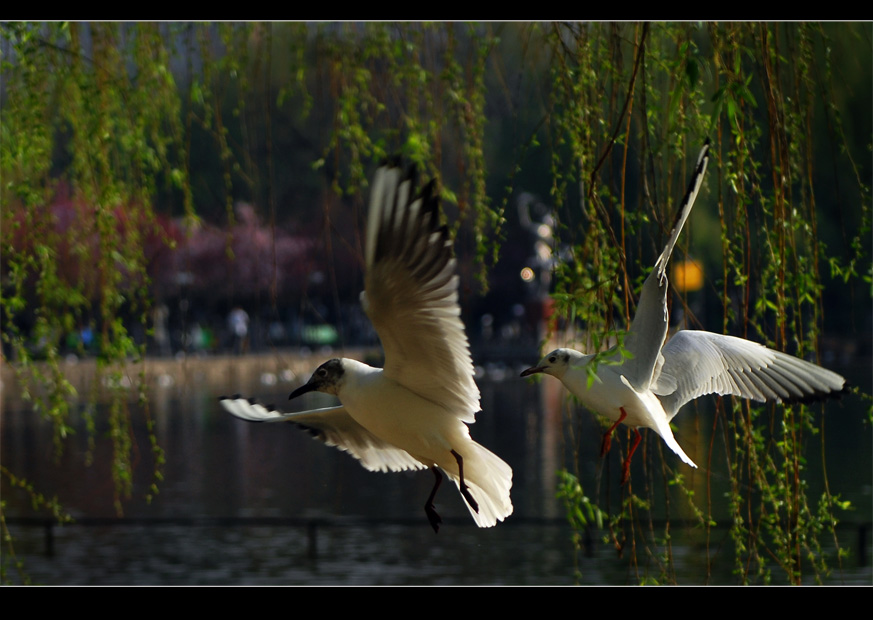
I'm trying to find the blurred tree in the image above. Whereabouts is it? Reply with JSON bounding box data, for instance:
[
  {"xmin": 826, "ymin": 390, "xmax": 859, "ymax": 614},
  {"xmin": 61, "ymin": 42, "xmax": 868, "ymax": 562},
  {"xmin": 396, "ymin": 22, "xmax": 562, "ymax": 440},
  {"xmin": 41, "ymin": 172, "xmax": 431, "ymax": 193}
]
[{"xmin": 1, "ymin": 21, "xmax": 869, "ymax": 584}]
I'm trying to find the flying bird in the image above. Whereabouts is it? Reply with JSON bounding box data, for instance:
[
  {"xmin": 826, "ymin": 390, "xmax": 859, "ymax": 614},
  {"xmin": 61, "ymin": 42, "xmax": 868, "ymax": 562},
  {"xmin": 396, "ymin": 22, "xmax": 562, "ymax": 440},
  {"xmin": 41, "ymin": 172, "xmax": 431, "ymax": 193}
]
[
  {"xmin": 521, "ymin": 139, "xmax": 847, "ymax": 484},
  {"xmin": 221, "ymin": 162, "xmax": 512, "ymax": 532}
]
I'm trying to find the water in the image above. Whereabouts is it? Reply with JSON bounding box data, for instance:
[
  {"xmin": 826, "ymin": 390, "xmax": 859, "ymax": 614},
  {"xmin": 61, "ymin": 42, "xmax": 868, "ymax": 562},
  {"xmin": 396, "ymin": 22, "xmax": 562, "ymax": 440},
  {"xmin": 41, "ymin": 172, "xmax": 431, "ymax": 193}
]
[{"xmin": 2, "ymin": 354, "xmax": 870, "ymax": 585}]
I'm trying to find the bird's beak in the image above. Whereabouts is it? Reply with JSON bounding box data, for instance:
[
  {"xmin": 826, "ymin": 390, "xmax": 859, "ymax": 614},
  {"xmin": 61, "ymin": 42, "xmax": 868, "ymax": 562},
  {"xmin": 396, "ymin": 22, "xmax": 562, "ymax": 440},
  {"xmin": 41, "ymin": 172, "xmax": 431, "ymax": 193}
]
[
  {"xmin": 520, "ymin": 365, "xmax": 545, "ymax": 378},
  {"xmin": 289, "ymin": 381, "xmax": 319, "ymax": 400}
]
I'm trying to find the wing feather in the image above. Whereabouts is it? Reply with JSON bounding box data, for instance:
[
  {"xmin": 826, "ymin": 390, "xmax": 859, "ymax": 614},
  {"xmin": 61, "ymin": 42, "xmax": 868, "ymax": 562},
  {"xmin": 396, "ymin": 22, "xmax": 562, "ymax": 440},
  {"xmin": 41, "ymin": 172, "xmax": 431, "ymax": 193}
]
[
  {"xmin": 623, "ymin": 141, "xmax": 711, "ymax": 390},
  {"xmin": 362, "ymin": 165, "xmax": 479, "ymax": 423},
  {"xmin": 652, "ymin": 331, "xmax": 846, "ymax": 419},
  {"xmin": 219, "ymin": 396, "xmax": 427, "ymax": 473}
]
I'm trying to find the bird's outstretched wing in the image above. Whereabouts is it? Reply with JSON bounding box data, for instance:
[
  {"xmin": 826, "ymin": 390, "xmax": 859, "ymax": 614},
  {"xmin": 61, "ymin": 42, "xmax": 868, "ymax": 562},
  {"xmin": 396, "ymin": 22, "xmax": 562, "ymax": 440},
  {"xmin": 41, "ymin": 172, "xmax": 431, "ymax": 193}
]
[
  {"xmin": 623, "ymin": 140, "xmax": 711, "ymax": 391},
  {"xmin": 219, "ymin": 396, "xmax": 427, "ymax": 473},
  {"xmin": 361, "ymin": 164, "xmax": 479, "ymax": 423},
  {"xmin": 651, "ymin": 331, "xmax": 847, "ymax": 419}
]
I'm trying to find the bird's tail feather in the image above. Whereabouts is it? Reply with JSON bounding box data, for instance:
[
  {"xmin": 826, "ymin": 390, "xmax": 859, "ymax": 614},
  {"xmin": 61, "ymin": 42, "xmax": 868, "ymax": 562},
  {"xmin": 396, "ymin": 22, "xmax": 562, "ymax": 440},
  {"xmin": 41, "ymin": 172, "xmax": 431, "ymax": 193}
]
[{"xmin": 658, "ymin": 428, "xmax": 698, "ymax": 469}]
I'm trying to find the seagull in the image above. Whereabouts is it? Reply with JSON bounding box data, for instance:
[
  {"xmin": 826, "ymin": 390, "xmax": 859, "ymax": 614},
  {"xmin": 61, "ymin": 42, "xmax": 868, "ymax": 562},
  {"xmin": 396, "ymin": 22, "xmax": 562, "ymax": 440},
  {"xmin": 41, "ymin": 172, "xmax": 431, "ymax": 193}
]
[
  {"xmin": 521, "ymin": 139, "xmax": 847, "ymax": 484},
  {"xmin": 220, "ymin": 162, "xmax": 512, "ymax": 533}
]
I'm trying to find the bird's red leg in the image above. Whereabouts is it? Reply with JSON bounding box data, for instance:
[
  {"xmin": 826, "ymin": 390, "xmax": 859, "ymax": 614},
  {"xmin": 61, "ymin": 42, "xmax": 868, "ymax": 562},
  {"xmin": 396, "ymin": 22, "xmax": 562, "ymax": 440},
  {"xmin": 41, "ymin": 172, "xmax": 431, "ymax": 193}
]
[
  {"xmin": 601, "ymin": 407, "xmax": 628, "ymax": 456},
  {"xmin": 621, "ymin": 428, "xmax": 642, "ymax": 485},
  {"xmin": 451, "ymin": 449, "xmax": 479, "ymax": 514},
  {"xmin": 425, "ymin": 467, "xmax": 443, "ymax": 533}
]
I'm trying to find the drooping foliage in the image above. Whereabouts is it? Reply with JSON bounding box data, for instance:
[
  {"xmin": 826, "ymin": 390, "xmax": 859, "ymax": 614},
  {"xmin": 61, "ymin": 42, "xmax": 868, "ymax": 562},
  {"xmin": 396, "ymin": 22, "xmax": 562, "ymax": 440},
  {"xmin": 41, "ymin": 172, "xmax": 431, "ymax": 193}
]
[
  {"xmin": 0, "ymin": 21, "xmax": 502, "ymax": 583},
  {"xmin": 541, "ymin": 22, "xmax": 870, "ymax": 584},
  {"xmin": 1, "ymin": 22, "xmax": 869, "ymax": 585}
]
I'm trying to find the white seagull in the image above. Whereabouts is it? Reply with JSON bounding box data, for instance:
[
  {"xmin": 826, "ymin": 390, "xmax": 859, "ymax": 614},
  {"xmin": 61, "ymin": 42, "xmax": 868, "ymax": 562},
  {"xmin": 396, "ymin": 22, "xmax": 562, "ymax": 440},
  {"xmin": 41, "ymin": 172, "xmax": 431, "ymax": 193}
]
[
  {"xmin": 521, "ymin": 139, "xmax": 847, "ymax": 484},
  {"xmin": 220, "ymin": 162, "xmax": 512, "ymax": 533}
]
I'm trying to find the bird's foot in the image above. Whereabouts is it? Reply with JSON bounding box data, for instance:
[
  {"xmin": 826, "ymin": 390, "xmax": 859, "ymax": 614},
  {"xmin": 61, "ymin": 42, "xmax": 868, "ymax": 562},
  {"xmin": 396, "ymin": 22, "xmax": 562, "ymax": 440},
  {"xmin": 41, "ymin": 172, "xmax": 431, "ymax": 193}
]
[
  {"xmin": 425, "ymin": 467, "xmax": 443, "ymax": 533},
  {"xmin": 425, "ymin": 503, "xmax": 442, "ymax": 534},
  {"xmin": 620, "ymin": 428, "xmax": 642, "ymax": 486},
  {"xmin": 620, "ymin": 458, "xmax": 631, "ymax": 486},
  {"xmin": 460, "ymin": 484, "xmax": 479, "ymax": 514},
  {"xmin": 601, "ymin": 409, "xmax": 627, "ymax": 457},
  {"xmin": 450, "ymin": 449, "xmax": 479, "ymax": 513},
  {"xmin": 600, "ymin": 433, "xmax": 613, "ymax": 457}
]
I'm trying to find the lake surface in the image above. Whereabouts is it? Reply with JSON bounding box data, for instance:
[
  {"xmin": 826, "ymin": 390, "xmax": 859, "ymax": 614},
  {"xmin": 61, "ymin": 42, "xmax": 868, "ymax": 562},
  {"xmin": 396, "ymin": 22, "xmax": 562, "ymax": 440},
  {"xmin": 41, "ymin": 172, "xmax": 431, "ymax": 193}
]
[{"xmin": 2, "ymin": 352, "xmax": 871, "ymax": 585}]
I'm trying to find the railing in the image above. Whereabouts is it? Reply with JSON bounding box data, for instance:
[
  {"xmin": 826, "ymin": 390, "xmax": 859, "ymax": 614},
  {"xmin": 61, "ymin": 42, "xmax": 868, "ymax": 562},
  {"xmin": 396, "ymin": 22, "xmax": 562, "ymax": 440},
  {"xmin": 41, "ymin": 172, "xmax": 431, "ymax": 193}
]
[{"xmin": 6, "ymin": 516, "xmax": 869, "ymax": 567}]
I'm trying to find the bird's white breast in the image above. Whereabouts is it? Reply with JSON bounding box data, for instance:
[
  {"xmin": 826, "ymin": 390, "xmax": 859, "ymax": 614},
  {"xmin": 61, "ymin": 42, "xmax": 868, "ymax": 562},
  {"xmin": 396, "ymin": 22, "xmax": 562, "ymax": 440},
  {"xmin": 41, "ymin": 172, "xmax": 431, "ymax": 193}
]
[
  {"xmin": 338, "ymin": 362, "xmax": 469, "ymax": 464},
  {"xmin": 561, "ymin": 362, "xmax": 668, "ymax": 431}
]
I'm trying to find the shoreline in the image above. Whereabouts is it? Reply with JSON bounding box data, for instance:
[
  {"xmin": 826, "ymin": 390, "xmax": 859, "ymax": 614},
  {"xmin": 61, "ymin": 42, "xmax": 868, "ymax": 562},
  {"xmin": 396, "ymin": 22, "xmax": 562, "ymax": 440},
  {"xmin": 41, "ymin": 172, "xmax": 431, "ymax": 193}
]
[{"xmin": 0, "ymin": 348, "xmax": 379, "ymax": 408}]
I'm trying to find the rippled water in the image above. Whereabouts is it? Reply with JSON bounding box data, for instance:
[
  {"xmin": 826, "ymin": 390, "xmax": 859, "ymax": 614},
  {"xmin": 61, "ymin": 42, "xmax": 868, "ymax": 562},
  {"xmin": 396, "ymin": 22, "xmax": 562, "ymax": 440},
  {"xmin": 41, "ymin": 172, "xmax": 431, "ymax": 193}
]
[{"xmin": 3, "ymin": 355, "xmax": 870, "ymax": 585}]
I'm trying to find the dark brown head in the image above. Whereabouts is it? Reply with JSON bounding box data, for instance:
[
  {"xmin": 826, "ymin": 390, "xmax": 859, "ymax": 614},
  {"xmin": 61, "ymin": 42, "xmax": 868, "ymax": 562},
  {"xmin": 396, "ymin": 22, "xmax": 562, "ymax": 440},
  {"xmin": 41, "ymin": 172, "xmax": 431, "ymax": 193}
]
[{"xmin": 289, "ymin": 358, "xmax": 345, "ymax": 399}]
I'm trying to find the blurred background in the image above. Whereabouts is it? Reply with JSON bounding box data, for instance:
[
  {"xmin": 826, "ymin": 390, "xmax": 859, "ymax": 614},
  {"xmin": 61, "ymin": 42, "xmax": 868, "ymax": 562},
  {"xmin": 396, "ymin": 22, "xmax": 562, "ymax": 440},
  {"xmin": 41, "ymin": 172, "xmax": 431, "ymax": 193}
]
[{"xmin": 1, "ymin": 22, "xmax": 870, "ymax": 585}]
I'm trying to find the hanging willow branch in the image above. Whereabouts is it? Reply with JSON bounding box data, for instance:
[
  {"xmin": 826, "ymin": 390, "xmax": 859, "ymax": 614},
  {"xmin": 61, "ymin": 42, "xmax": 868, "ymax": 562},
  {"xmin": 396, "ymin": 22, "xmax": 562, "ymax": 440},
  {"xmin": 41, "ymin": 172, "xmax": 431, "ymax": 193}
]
[{"xmin": 544, "ymin": 21, "xmax": 869, "ymax": 585}]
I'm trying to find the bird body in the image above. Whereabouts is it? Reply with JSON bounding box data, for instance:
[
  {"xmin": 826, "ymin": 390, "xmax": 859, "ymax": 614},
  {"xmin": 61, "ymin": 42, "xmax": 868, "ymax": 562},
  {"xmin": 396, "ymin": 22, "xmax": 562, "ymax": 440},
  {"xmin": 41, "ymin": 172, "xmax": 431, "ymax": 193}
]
[
  {"xmin": 522, "ymin": 139, "xmax": 847, "ymax": 482},
  {"xmin": 328, "ymin": 358, "xmax": 512, "ymax": 524},
  {"xmin": 546, "ymin": 348, "xmax": 697, "ymax": 468},
  {"xmin": 336, "ymin": 360, "xmax": 473, "ymax": 463},
  {"xmin": 221, "ymin": 162, "xmax": 512, "ymax": 531}
]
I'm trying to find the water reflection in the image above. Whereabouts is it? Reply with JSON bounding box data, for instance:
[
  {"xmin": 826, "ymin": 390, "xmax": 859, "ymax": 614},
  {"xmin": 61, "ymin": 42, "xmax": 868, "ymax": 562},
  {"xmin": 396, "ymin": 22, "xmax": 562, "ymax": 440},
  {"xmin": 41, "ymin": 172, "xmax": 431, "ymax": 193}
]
[{"xmin": 2, "ymin": 355, "xmax": 870, "ymax": 585}]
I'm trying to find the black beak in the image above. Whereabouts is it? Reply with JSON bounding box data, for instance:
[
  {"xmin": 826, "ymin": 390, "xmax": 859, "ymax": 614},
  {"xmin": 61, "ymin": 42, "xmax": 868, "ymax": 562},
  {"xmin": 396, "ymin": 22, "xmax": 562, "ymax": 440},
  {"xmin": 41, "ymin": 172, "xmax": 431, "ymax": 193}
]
[
  {"xmin": 520, "ymin": 366, "xmax": 544, "ymax": 378},
  {"xmin": 289, "ymin": 381, "xmax": 319, "ymax": 400}
]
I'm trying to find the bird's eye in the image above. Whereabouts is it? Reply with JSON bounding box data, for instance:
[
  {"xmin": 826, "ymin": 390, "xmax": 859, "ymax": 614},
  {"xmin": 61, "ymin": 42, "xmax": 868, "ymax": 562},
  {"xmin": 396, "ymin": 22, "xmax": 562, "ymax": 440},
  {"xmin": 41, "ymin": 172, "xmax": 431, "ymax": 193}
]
[
  {"xmin": 317, "ymin": 368, "xmax": 327, "ymax": 377},
  {"xmin": 549, "ymin": 356, "xmax": 557, "ymax": 363}
]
